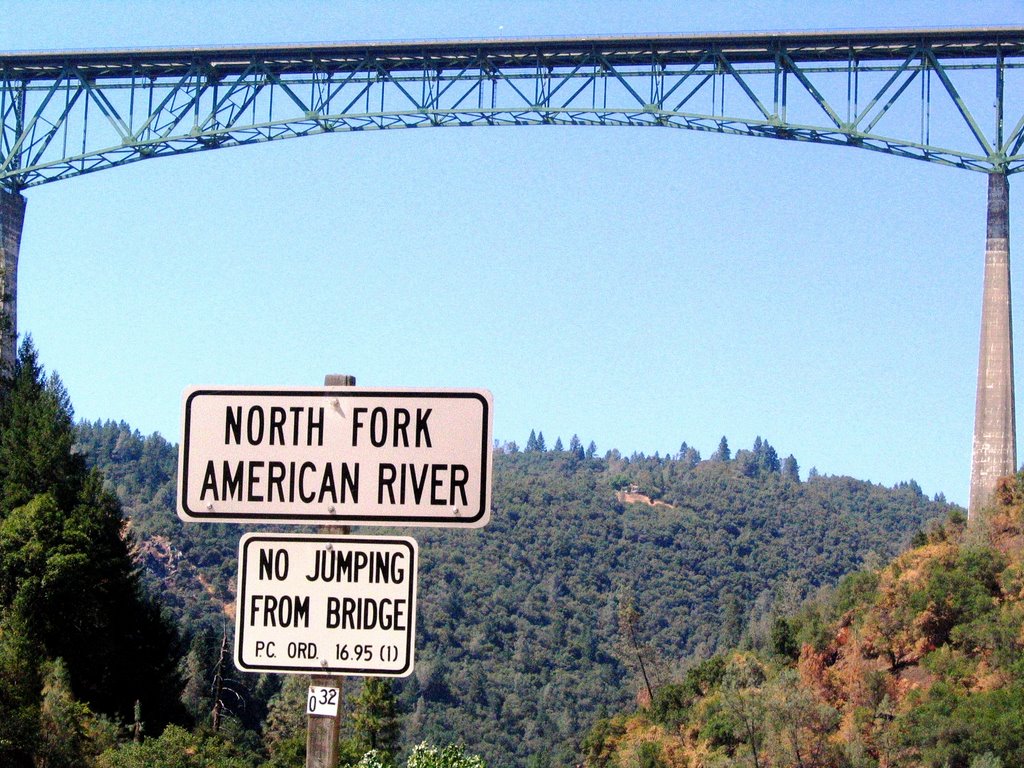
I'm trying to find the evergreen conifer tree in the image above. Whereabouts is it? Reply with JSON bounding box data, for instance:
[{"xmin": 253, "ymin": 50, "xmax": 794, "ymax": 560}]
[
  {"xmin": 0, "ymin": 608, "xmax": 41, "ymax": 766},
  {"xmin": 682, "ymin": 446, "xmax": 701, "ymax": 467},
  {"xmin": 351, "ymin": 678, "xmax": 400, "ymax": 758},
  {"xmin": 535, "ymin": 432, "xmax": 547, "ymax": 452},
  {"xmin": 568, "ymin": 435, "xmax": 584, "ymax": 460},
  {"xmin": 712, "ymin": 436, "xmax": 731, "ymax": 462},
  {"xmin": 262, "ymin": 675, "xmax": 309, "ymax": 764},
  {"xmin": 782, "ymin": 455, "xmax": 800, "ymax": 482},
  {"xmin": 0, "ymin": 338, "xmax": 184, "ymax": 741},
  {"xmin": 36, "ymin": 658, "xmax": 108, "ymax": 768},
  {"xmin": 526, "ymin": 430, "xmax": 538, "ymax": 452}
]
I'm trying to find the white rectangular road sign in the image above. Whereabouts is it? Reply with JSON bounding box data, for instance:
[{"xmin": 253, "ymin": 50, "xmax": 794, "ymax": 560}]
[
  {"xmin": 178, "ymin": 387, "xmax": 492, "ymax": 526},
  {"xmin": 234, "ymin": 533, "xmax": 418, "ymax": 676}
]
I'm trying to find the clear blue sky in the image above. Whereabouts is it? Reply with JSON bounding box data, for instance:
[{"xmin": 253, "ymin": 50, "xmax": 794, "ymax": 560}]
[{"xmin": 5, "ymin": 1, "xmax": 1024, "ymax": 506}]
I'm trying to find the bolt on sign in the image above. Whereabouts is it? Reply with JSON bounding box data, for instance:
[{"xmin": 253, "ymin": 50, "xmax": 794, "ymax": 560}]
[
  {"xmin": 177, "ymin": 387, "xmax": 492, "ymax": 526},
  {"xmin": 234, "ymin": 533, "xmax": 418, "ymax": 676}
]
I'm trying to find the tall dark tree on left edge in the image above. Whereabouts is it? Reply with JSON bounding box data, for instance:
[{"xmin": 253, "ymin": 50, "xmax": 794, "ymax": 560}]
[{"xmin": 0, "ymin": 338, "xmax": 184, "ymax": 740}]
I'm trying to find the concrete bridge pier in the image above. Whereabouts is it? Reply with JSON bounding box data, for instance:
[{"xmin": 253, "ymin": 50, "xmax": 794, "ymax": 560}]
[
  {"xmin": 969, "ymin": 172, "xmax": 1017, "ymax": 517},
  {"xmin": 0, "ymin": 188, "xmax": 25, "ymax": 375}
]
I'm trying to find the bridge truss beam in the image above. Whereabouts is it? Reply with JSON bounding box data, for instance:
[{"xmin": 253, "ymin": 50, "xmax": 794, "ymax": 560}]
[
  {"xmin": 3, "ymin": 29, "xmax": 1024, "ymax": 189},
  {"xmin": 2, "ymin": 29, "xmax": 1024, "ymax": 513}
]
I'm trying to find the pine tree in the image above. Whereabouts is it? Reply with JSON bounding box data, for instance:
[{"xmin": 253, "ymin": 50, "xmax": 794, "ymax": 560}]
[
  {"xmin": 180, "ymin": 628, "xmax": 217, "ymax": 723},
  {"xmin": 569, "ymin": 435, "xmax": 585, "ymax": 460},
  {"xmin": 782, "ymin": 455, "xmax": 800, "ymax": 482},
  {"xmin": 614, "ymin": 595, "xmax": 655, "ymax": 704},
  {"xmin": 682, "ymin": 446, "xmax": 701, "ymax": 467},
  {"xmin": 535, "ymin": 432, "xmax": 547, "ymax": 452},
  {"xmin": 712, "ymin": 436, "xmax": 731, "ymax": 462},
  {"xmin": 526, "ymin": 430, "xmax": 538, "ymax": 452},
  {"xmin": 553, "ymin": 437, "xmax": 564, "ymax": 452},
  {"xmin": 351, "ymin": 678, "xmax": 400, "ymax": 757},
  {"xmin": 736, "ymin": 449, "xmax": 759, "ymax": 478},
  {"xmin": 0, "ymin": 339, "xmax": 82, "ymax": 514},
  {"xmin": 0, "ymin": 609, "xmax": 40, "ymax": 767},
  {"xmin": 0, "ymin": 338, "xmax": 184, "ymax": 733},
  {"xmin": 262, "ymin": 675, "xmax": 309, "ymax": 763},
  {"xmin": 36, "ymin": 658, "xmax": 109, "ymax": 768}
]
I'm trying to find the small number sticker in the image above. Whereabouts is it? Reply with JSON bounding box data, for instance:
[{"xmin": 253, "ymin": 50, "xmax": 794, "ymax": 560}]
[{"xmin": 307, "ymin": 686, "xmax": 340, "ymax": 717}]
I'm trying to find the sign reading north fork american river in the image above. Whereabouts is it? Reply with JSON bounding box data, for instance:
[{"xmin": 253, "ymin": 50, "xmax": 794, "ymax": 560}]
[{"xmin": 177, "ymin": 387, "xmax": 493, "ymax": 526}]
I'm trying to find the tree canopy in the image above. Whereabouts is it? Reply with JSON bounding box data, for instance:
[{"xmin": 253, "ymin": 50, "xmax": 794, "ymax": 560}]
[
  {"xmin": 582, "ymin": 485, "xmax": 1024, "ymax": 768},
  {"xmin": 0, "ymin": 339, "xmax": 184, "ymax": 765}
]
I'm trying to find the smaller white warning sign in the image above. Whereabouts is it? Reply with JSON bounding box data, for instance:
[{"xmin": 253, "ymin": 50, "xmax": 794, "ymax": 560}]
[{"xmin": 234, "ymin": 533, "xmax": 417, "ymax": 676}]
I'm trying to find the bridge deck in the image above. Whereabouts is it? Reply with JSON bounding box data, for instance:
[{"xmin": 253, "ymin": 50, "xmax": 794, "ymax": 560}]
[{"xmin": 3, "ymin": 27, "xmax": 1024, "ymax": 79}]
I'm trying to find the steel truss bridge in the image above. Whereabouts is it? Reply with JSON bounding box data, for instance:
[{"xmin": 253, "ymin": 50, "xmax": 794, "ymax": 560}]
[
  {"xmin": 3, "ymin": 28, "xmax": 1024, "ymax": 185},
  {"xmin": 1, "ymin": 28, "xmax": 1023, "ymax": 512}
]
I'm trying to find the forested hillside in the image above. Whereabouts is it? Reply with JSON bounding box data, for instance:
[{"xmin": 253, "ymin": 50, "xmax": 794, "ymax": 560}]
[
  {"xmin": 580, "ymin": 478, "xmax": 1024, "ymax": 768},
  {"xmin": 77, "ymin": 421, "xmax": 954, "ymax": 765}
]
